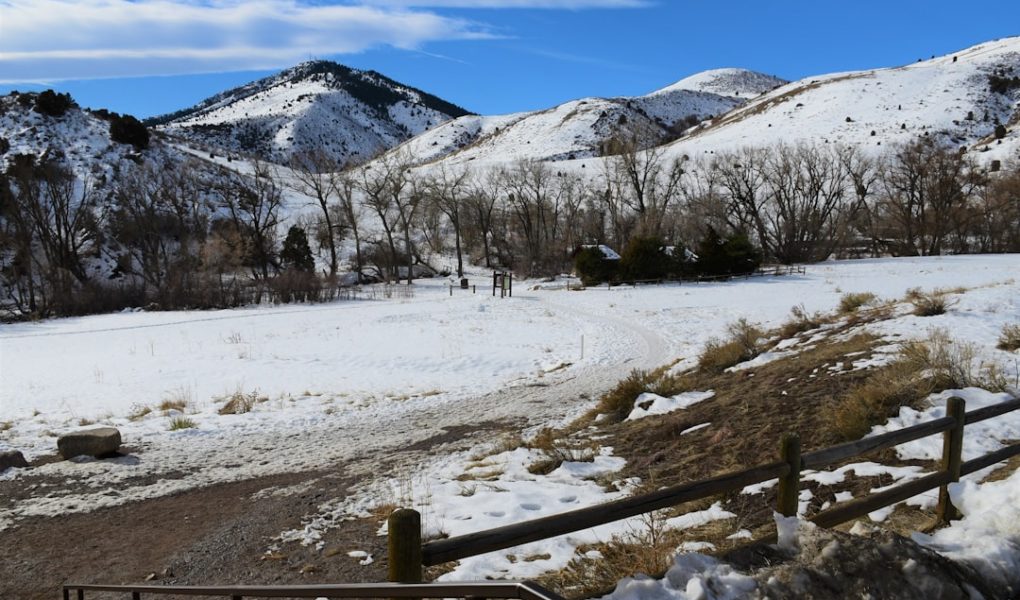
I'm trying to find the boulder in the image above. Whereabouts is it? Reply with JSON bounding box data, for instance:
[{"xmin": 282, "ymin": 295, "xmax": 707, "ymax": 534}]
[
  {"xmin": 0, "ymin": 450, "xmax": 29, "ymax": 471},
  {"xmin": 57, "ymin": 427, "xmax": 122, "ymax": 459}
]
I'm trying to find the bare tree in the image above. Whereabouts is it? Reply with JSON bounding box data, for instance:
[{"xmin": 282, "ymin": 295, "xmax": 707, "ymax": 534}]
[
  {"xmin": 428, "ymin": 164, "xmax": 472, "ymax": 277},
  {"xmin": 218, "ymin": 160, "xmax": 282, "ymax": 283},
  {"xmin": 289, "ymin": 150, "xmax": 344, "ymax": 276}
]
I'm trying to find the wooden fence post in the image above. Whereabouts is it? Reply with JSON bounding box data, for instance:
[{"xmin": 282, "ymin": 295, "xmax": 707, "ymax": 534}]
[
  {"xmin": 776, "ymin": 433, "xmax": 801, "ymax": 517},
  {"xmin": 388, "ymin": 508, "xmax": 422, "ymax": 583},
  {"xmin": 937, "ymin": 396, "xmax": 966, "ymax": 523}
]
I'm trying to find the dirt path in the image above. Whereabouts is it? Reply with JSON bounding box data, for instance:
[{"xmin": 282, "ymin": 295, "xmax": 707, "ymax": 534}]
[{"xmin": 0, "ymin": 298, "xmax": 672, "ymax": 599}]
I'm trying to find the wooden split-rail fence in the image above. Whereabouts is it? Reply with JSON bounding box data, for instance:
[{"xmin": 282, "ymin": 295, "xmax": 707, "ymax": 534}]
[
  {"xmin": 386, "ymin": 395, "xmax": 1020, "ymax": 582},
  {"xmin": 63, "ymin": 396, "xmax": 1020, "ymax": 599}
]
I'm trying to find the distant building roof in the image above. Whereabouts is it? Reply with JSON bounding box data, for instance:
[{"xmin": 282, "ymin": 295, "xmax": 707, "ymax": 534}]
[{"xmin": 581, "ymin": 244, "xmax": 621, "ymax": 260}]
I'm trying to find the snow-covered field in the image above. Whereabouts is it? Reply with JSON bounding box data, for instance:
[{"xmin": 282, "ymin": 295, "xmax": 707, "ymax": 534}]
[{"xmin": 2, "ymin": 255, "xmax": 1019, "ymax": 589}]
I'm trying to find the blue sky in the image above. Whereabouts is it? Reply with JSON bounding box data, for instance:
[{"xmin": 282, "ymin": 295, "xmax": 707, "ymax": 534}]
[{"xmin": 1, "ymin": 1, "xmax": 1018, "ymax": 119}]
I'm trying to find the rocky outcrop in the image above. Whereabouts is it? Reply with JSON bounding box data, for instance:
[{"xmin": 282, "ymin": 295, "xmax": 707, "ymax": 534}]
[{"xmin": 57, "ymin": 427, "xmax": 122, "ymax": 459}]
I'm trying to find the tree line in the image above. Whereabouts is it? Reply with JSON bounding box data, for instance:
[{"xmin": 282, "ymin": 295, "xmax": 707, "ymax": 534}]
[{"xmin": 2, "ymin": 134, "xmax": 1018, "ymax": 318}]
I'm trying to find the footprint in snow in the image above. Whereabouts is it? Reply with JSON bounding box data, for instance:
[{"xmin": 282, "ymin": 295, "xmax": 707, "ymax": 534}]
[
  {"xmin": 484, "ymin": 511, "xmax": 505, "ymax": 518},
  {"xmin": 520, "ymin": 503, "xmax": 542, "ymax": 511},
  {"xmin": 559, "ymin": 495, "xmax": 577, "ymax": 503}
]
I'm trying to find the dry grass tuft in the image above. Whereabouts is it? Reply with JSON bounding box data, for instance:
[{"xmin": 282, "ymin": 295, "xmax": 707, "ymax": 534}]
[
  {"xmin": 526, "ymin": 429, "xmax": 598, "ymax": 475},
  {"xmin": 828, "ymin": 328, "xmax": 993, "ymax": 440},
  {"xmin": 128, "ymin": 404, "xmax": 153, "ymax": 421},
  {"xmin": 592, "ymin": 369, "xmax": 663, "ymax": 423},
  {"xmin": 218, "ymin": 389, "xmax": 268, "ymax": 415},
  {"xmin": 909, "ymin": 289, "xmax": 954, "ymax": 316},
  {"xmin": 159, "ymin": 387, "xmax": 192, "ymax": 413},
  {"xmin": 779, "ymin": 304, "xmax": 825, "ymax": 338},
  {"xmin": 698, "ymin": 319, "xmax": 764, "ymax": 373},
  {"xmin": 997, "ymin": 323, "xmax": 1020, "ymax": 352},
  {"xmin": 168, "ymin": 416, "xmax": 197, "ymax": 431},
  {"xmin": 839, "ymin": 292, "xmax": 877, "ymax": 314}
]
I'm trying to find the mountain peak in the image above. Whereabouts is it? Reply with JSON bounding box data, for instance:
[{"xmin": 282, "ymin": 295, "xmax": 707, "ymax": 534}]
[
  {"xmin": 653, "ymin": 68, "xmax": 787, "ymax": 98},
  {"xmin": 150, "ymin": 60, "xmax": 472, "ymax": 166}
]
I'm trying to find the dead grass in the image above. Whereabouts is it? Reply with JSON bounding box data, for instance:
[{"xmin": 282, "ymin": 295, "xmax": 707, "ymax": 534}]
[
  {"xmin": 159, "ymin": 387, "xmax": 192, "ymax": 413},
  {"xmin": 128, "ymin": 404, "xmax": 153, "ymax": 421},
  {"xmin": 997, "ymin": 323, "xmax": 1020, "ymax": 351},
  {"xmin": 698, "ymin": 319, "xmax": 764, "ymax": 373},
  {"xmin": 218, "ymin": 389, "xmax": 268, "ymax": 415},
  {"xmin": 526, "ymin": 429, "xmax": 598, "ymax": 475},
  {"xmin": 838, "ymin": 292, "xmax": 877, "ymax": 314},
  {"xmin": 591, "ymin": 368, "xmax": 668, "ymax": 423},
  {"xmin": 908, "ymin": 289, "xmax": 954, "ymax": 316},
  {"xmin": 827, "ymin": 327, "xmax": 1008, "ymax": 440},
  {"xmin": 778, "ymin": 304, "xmax": 826, "ymax": 338},
  {"xmin": 168, "ymin": 416, "xmax": 197, "ymax": 431}
]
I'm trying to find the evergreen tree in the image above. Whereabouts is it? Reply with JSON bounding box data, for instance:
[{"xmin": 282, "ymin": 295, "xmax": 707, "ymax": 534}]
[{"xmin": 280, "ymin": 226, "xmax": 315, "ymax": 272}]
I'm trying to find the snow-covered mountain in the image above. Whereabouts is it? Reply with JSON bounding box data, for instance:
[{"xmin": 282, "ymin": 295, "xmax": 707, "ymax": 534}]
[
  {"xmin": 152, "ymin": 61, "xmax": 472, "ymax": 166},
  {"xmin": 659, "ymin": 37, "xmax": 1020, "ymax": 164},
  {"xmin": 389, "ymin": 37, "xmax": 1020, "ymax": 173},
  {"xmin": 387, "ymin": 68, "xmax": 785, "ymax": 167},
  {"xmin": 0, "ymin": 91, "xmax": 193, "ymax": 185}
]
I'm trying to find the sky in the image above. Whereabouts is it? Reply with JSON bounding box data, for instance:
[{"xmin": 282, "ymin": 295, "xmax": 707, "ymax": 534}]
[{"xmin": 0, "ymin": 1, "xmax": 1018, "ymax": 119}]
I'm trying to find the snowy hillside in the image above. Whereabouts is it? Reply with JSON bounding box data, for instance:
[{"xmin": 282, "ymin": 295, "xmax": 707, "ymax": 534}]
[
  {"xmin": 154, "ymin": 61, "xmax": 472, "ymax": 166},
  {"xmin": 661, "ymin": 37, "xmax": 1020, "ymax": 163},
  {"xmin": 386, "ymin": 68, "xmax": 785, "ymax": 167},
  {"xmin": 0, "ymin": 92, "xmax": 188, "ymax": 184}
]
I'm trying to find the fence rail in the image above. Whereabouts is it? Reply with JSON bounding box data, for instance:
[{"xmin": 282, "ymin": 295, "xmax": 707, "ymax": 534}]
[
  {"xmin": 62, "ymin": 581, "xmax": 565, "ymax": 600},
  {"xmin": 388, "ymin": 395, "xmax": 1020, "ymax": 578},
  {"xmin": 64, "ymin": 395, "xmax": 1019, "ymax": 599}
]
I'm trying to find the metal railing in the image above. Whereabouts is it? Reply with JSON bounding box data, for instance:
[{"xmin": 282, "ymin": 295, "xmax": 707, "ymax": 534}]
[{"xmin": 62, "ymin": 581, "xmax": 565, "ymax": 600}]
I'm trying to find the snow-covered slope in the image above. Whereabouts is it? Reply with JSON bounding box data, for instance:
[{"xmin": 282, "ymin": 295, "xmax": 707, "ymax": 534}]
[
  {"xmin": 0, "ymin": 92, "xmax": 194, "ymax": 185},
  {"xmin": 663, "ymin": 37, "xmax": 1020, "ymax": 163},
  {"xmin": 153, "ymin": 61, "xmax": 472, "ymax": 166},
  {"xmin": 386, "ymin": 68, "xmax": 785, "ymax": 167}
]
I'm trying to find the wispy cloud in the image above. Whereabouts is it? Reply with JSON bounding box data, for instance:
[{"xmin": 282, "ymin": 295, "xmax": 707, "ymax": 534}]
[
  {"xmin": 0, "ymin": 0, "xmax": 494, "ymax": 82},
  {"xmin": 356, "ymin": 0, "xmax": 650, "ymax": 7},
  {"xmin": 520, "ymin": 47, "xmax": 651, "ymax": 74}
]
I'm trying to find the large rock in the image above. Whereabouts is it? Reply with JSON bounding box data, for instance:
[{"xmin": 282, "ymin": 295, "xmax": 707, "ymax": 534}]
[
  {"xmin": 57, "ymin": 427, "xmax": 122, "ymax": 459},
  {"xmin": 0, "ymin": 450, "xmax": 29, "ymax": 471}
]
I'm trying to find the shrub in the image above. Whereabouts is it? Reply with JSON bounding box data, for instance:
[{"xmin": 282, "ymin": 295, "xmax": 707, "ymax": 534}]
[
  {"xmin": 838, "ymin": 292, "xmax": 877, "ymax": 314},
  {"xmin": 619, "ymin": 236, "xmax": 672, "ymax": 281},
  {"xmin": 695, "ymin": 227, "xmax": 761, "ymax": 276},
  {"xmin": 574, "ymin": 246, "xmax": 618, "ymax": 285},
  {"xmin": 33, "ymin": 89, "xmax": 76, "ymax": 117},
  {"xmin": 994, "ymin": 124, "xmax": 1008, "ymax": 140},
  {"xmin": 109, "ymin": 114, "xmax": 150, "ymax": 149},
  {"xmin": 997, "ymin": 323, "xmax": 1020, "ymax": 351}
]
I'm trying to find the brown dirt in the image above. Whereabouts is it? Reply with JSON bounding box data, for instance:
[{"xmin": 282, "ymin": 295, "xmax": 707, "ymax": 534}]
[{"xmin": 0, "ymin": 421, "xmax": 515, "ymax": 600}]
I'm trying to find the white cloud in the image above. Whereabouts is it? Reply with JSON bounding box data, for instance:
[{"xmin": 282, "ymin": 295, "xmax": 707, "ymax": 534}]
[
  {"xmin": 0, "ymin": 0, "xmax": 495, "ymax": 82},
  {"xmin": 357, "ymin": 0, "xmax": 649, "ymax": 7}
]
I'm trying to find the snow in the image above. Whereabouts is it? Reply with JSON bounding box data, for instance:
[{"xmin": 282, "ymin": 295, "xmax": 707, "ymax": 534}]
[
  {"xmin": 914, "ymin": 468, "xmax": 1020, "ymax": 595},
  {"xmin": 407, "ymin": 36, "xmax": 1020, "ymax": 174},
  {"xmin": 3, "ymin": 254, "xmax": 1020, "ymax": 584},
  {"xmin": 628, "ymin": 391, "xmax": 715, "ymax": 421}
]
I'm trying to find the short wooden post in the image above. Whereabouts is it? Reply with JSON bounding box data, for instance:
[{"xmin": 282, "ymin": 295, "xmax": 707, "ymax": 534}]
[
  {"xmin": 62, "ymin": 588, "xmax": 69, "ymax": 600},
  {"xmin": 387, "ymin": 508, "xmax": 423, "ymax": 583},
  {"xmin": 937, "ymin": 396, "xmax": 967, "ymax": 523},
  {"xmin": 776, "ymin": 433, "xmax": 801, "ymax": 517}
]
